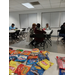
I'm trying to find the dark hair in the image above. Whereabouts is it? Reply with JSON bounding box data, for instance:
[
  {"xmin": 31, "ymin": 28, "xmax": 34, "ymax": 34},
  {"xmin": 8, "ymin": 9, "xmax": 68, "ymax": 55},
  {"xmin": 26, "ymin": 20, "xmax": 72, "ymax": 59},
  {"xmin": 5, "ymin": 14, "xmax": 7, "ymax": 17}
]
[
  {"xmin": 63, "ymin": 22, "xmax": 65, "ymax": 25},
  {"xmin": 37, "ymin": 23, "xmax": 40, "ymax": 28},
  {"xmin": 12, "ymin": 23, "xmax": 15, "ymax": 26},
  {"xmin": 46, "ymin": 23, "xmax": 48, "ymax": 25}
]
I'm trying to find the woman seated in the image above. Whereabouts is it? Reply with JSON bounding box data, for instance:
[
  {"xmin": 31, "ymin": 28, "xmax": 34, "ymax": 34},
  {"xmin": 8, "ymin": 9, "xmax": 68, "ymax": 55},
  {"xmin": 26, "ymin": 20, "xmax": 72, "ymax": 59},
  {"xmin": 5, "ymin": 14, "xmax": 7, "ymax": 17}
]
[{"xmin": 45, "ymin": 23, "xmax": 51, "ymax": 30}]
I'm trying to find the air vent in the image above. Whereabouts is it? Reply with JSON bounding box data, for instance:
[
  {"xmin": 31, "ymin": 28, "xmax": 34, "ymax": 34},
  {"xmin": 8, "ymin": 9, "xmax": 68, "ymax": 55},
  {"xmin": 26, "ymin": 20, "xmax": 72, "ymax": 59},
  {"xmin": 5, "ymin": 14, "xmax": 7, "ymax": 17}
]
[{"xmin": 30, "ymin": 1, "xmax": 40, "ymax": 5}]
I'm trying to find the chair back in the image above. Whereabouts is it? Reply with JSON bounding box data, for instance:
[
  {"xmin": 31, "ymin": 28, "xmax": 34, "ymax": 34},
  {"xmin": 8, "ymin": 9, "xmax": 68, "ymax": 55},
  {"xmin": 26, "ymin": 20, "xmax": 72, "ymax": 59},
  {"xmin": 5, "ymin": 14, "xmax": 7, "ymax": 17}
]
[
  {"xmin": 22, "ymin": 28, "xmax": 26, "ymax": 31},
  {"xmin": 15, "ymin": 30, "xmax": 20, "ymax": 35}
]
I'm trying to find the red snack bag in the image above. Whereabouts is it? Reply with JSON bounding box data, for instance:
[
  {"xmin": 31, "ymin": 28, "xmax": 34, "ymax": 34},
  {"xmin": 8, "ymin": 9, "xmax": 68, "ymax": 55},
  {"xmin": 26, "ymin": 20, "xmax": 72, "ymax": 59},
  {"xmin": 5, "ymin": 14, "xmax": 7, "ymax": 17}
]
[
  {"xmin": 15, "ymin": 64, "xmax": 24, "ymax": 75},
  {"xmin": 21, "ymin": 51, "xmax": 31, "ymax": 56},
  {"xmin": 27, "ymin": 55, "xmax": 38, "ymax": 59},
  {"xmin": 56, "ymin": 56, "xmax": 65, "ymax": 69}
]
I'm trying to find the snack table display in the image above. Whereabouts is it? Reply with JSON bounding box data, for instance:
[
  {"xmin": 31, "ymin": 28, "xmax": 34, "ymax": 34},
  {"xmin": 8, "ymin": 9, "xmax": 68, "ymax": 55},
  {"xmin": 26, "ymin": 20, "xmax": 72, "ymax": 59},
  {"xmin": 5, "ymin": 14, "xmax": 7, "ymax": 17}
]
[{"xmin": 9, "ymin": 46, "xmax": 65, "ymax": 75}]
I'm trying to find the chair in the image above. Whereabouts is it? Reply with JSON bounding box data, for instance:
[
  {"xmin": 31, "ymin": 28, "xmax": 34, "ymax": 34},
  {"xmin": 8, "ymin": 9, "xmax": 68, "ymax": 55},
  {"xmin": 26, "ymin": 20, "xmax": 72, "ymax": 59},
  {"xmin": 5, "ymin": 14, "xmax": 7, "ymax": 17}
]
[
  {"xmin": 15, "ymin": 30, "xmax": 20, "ymax": 40},
  {"xmin": 33, "ymin": 34, "xmax": 47, "ymax": 50},
  {"xmin": 57, "ymin": 30, "xmax": 61, "ymax": 41},
  {"xmin": 45, "ymin": 30, "xmax": 53, "ymax": 46}
]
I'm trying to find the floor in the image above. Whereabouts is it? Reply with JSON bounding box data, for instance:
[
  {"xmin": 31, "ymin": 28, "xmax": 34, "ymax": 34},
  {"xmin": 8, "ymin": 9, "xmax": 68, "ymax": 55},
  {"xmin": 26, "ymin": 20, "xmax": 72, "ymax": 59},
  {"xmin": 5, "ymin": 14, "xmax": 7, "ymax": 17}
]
[{"xmin": 9, "ymin": 37, "xmax": 65, "ymax": 54}]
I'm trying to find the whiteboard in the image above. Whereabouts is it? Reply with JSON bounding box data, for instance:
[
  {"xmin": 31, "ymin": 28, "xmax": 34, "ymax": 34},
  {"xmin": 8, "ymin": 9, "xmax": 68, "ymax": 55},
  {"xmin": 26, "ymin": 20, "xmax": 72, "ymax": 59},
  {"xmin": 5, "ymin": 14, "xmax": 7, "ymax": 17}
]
[
  {"xmin": 50, "ymin": 12, "xmax": 60, "ymax": 27},
  {"xmin": 42, "ymin": 13, "xmax": 51, "ymax": 28}
]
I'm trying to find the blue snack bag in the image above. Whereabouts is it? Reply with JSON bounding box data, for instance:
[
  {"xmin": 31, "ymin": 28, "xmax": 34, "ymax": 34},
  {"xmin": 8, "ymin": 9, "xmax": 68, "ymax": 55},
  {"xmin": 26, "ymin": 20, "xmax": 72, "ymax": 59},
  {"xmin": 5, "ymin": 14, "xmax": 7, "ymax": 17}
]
[
  {"xmin": 15, "ymin": 55, "xmax": 27, "ymax": 62},
  {"xmin": 9, "ymin": 55, "xmax": 18, "ymax": 61},
  {"xmin": 59, "ymin": 69, "xmax": 65, "ymax": 75},
  {"xmin": 26, "ymin": 59, "xmax": 38, "ymax": 65},
  {"xmin": 38, "ymin": 54, "xmax": 50, "ymax": 61},
  {"xmin": 26, "ymin": 63, "xmax": 45, "ymax": 75}
]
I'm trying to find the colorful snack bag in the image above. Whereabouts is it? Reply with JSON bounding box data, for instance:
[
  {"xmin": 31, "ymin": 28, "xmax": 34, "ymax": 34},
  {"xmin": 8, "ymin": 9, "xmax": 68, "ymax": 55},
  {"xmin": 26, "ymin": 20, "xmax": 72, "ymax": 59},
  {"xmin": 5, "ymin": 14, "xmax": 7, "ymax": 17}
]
[
  {"xmin": 56, "ymin": 56, "xmax": 65, "ymax": 69},
  {"xmin": 59, "ymin": 69, "xmax": 65, "ymax": 75},
  {"xmin": 37, "ymin": 59, "xmax": 54, "ymax": 70},
  {"xmin": 40, "ymin": 51, "xmax": 50, "ymax": 55},
  {"xmin": 21, "ymin": 51, "xmax": 31, "ymax": 56},
  {"xmin": 9, "ymin": 60, "xmax": 21, "ymax": 74},
  {"xmin": 32, "ymin": 48, "xmax": 39, "ymax": 53},
  {"xmin": 13, "ymin": 50, "xmax": 22, "ymax": 55},
  {"xmin": 9, "ymin": 50, "xmax": 15, "ymax": 55},
  {"xmin": 16, "ymin": 49, "xmax": 23, "ymax": 52},
  {"xmin": 26, "ymin": 59, "xmax": 38, "ymax": 65},
  {"xmin": 38, "ymin": 54, "xmax": 50, "ymax": 61},
  {"xmin": 26, "ymin": 63, "xmax": 45, "ymax": 75},
  {"xmin": 27, "ymin": 55, "xmax": 38, "ymax": 60},
  {"xmin": 21, "ymin": 65, "xmax": 31, "ymax": 75},
  {"xmin": 15, "ymin": 55, "xmax": 27, "ymax": 62},
  {"xmin": 15, "ymin": 64, "xmax": 24, "ymax": 75},
  {"xmin": 9, "ymin": 55, "xmax": 18, "ymax": 61}
]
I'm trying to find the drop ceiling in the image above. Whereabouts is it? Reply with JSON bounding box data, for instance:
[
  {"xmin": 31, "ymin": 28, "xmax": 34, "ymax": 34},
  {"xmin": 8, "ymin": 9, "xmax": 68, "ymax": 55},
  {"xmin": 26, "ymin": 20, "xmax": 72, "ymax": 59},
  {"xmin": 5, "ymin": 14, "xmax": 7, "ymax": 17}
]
[{"xmin": 9, "ymin": 0, "xmax": 65, "ymax": 12}]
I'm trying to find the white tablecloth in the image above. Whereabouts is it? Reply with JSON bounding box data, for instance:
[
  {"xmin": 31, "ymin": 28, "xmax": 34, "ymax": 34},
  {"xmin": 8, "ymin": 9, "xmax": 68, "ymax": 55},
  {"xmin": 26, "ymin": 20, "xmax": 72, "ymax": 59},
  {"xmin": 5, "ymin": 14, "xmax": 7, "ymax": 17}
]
[
  {"xmin": 9, "ymin": 29, "xmax": 23, "ymax": 33},
  {"xmin": 9, "ymin": 46, "xmax": 65, "ymax": 75}
]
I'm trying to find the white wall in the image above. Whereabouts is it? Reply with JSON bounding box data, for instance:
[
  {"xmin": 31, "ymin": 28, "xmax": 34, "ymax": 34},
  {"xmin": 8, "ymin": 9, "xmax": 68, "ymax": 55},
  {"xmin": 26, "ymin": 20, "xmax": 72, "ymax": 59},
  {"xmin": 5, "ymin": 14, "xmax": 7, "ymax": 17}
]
[
  {"xmin": 9, "ymin": 13, "xmax": 20, "ymax": 28},
  {"xmin": 9, "ymin": 7, "xmax": 65, "ymax": 36}
]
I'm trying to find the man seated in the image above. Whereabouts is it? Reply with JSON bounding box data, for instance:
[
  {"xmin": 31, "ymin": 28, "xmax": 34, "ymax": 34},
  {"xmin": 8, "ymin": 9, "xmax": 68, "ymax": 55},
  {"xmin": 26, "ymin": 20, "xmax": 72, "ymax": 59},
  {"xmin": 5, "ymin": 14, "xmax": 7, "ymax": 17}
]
[
  {"xmin": 45, "ymin": 23, "xmax": 51, "ymax": 30},
  {"xmin": 59, "ymin": 22, "xmax": 65, "ymax": 42},
  {"xmin": 9, "ymin": 23, "xmax": 15, "ymax": 30}
]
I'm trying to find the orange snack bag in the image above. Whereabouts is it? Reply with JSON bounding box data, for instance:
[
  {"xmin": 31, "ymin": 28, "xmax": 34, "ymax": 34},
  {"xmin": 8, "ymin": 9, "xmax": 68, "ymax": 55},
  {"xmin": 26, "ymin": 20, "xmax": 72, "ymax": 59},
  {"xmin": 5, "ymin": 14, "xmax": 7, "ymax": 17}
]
[
  {"xmin": 21, "ymin": 51, "xmax": 31, "ymax": 56},
  {"xmin": 9, "ymin": 50, "xmax": 15, "ymax": 55},
  {"xmin": 21, "ymin": 65, "xmax": 31, "ymax": 75},
  {"xmin": 13, "ymin": 50, "xmax": 22, "ymax": 55},
  {"xmin": 32, "ymin": 48, "xmax": 39, "ymax": 53}
]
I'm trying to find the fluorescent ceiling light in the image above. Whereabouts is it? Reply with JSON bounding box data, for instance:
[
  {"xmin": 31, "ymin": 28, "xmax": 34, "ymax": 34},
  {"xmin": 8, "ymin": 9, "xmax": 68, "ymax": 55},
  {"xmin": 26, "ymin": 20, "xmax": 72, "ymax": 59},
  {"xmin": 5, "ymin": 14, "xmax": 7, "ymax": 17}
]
[{"xmin": 22, "ymin": 3, "xmax": 34, "ymax": 8}]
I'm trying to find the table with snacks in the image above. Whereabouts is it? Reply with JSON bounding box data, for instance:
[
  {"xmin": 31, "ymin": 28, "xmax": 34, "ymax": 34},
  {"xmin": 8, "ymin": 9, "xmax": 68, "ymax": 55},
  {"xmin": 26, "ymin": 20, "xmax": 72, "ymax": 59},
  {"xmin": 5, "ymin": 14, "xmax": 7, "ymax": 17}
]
[{"xmin": 9, "ymin": 46, "xmax": 65, "ymax": 75}]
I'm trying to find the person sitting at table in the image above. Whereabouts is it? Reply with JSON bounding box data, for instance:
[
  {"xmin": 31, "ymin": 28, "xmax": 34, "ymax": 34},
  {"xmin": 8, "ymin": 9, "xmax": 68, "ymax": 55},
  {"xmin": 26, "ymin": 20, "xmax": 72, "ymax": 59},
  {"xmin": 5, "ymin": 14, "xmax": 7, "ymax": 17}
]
[
  {"xmin": 29, "ymin": 23, "xmax": 36, "ymax": 45},
  {"xmin": 9, "ymin": 23, "xmax": 15, "ymax": 30},
  {"xmin": 45, "ymin": 23, "xmax": 51, "ymax": 30},
  {"xmin": 59, "ymin": 22, "xmax": 65, "ymax": 42},
  {"xmin": 34, "ymin": 23, "xmax": 46, "ymax": 46}
]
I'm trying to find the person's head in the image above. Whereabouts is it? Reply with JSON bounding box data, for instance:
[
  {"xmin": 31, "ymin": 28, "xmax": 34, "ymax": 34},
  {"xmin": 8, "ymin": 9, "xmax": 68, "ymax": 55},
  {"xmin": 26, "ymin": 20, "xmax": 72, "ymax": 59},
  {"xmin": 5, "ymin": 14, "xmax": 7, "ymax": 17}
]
[
  {"xmin": 32, "ymin": 23, "xmax": 36, "ymax": 29},
  {"xmin": 11, "ymin": 23, "xmax": 15, "ymax": 27},
  {"xmin": 63, "ymin": 22, "xmax": 65, "ymax": 26},
  {"xmin": 46, "ymin": 23, "xmax": 49, "ymax": 28},
  {"xmin": 37, "ymin": 23, "xmax": 40, "ymax": 28}
]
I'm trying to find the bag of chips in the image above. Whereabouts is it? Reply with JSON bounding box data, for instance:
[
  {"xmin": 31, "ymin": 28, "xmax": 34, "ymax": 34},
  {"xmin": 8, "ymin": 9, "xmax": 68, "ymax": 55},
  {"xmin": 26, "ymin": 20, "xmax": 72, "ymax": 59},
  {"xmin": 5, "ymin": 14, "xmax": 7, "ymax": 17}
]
[
  {"xmin": 26, "ymin": 59, "xmax": 38, "ymax": 65},
  {"xmin": 15, "ymin": 55, "xmax": 27, "ymax": 62},
  {"xmin": 21, "ymin": 51, "xmax": 31, "ymax": 56},
  {"xmin": 13, "ymin": 50, "xmax": 22, "ymax": 55},
  {"xmin": 16, "ymin": 49, "xmax": 23, "ymax": 52},
  {"xmin": 37, "ymin": 59, "xmax": 54, "ymax": 70},
  {"xmin": 38, "ymin": 54, "xmax": 50, "ymax": 61},
  {"xmin": 21, "ymin": 65, "xmax": 31, "ymax": 75},
  {"xmin": 40, "ymin": 51, "xmax": 50, "ymax": 55},
  {"xmin": 15, "ymin": 64, "xmax": 24, "ymax": 75},
  {"xmin": 32, "ymin": 48, "xmax": 39, "ymax": 53},
  {"xmin": 26, "ymin": 63, "xmax": 45, "ymax": 75},
  {"xmin": 56, "ymin": 56, "xmax": 65, "ymax": 69},
  {"xmin": 27, "ymin": 55, "xmax": 38, "ymax": 60},
  {"xmin": 9, "ymin": 50, "xmax": 15, "ymax": 55},
  {"xmin": 9, "ymin": 60, "xmax": 21, "ymax": 74},
  {"xmin": 9, "ymin": 55, "xmax": 18, "ymax": 61},
  {"xmin": 59, "ymin": 69, "xmax": 65, "ymax": 75}
]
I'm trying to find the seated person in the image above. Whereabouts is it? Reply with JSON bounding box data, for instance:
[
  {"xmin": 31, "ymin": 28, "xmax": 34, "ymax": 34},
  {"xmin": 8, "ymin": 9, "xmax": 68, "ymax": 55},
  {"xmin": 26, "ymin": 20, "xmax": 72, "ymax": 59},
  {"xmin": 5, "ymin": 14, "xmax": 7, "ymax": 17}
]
[
  {"xmin": 45, "ymin": 23, "xmax": 51, "ymax": 30},
  {"xmin": 59, "ymin": 22, "xmax": 65, "ymax": 41},
  {"xmin": 9, "ymin": 23, "xmax": 15, "ymax": 30},
  {"xmin": 34, "ymin": 23, "xmax": 46, "ymax": 46},
  {"xmin": 29, "ymin": 23, "xmax": 36, "ymax": 45}
]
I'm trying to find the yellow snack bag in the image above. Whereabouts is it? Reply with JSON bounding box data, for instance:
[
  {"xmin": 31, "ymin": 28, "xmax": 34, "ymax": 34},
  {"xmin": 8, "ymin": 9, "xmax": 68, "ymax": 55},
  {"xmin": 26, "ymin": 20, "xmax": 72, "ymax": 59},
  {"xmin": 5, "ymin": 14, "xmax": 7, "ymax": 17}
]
[
  {"xmin": 40, "ymin": 51, "xmax": 50, "ymax": 55},
  {"xmin": 37, "ymin": 59, "xmax": 54, "ymax": 70},
  {"xmin": 9, "ymin": 60, "xmax": 21, "ymax": 74},
  {"xmin": 32, "ymin": 48, "xmax": 39, "ymax": 53}
]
